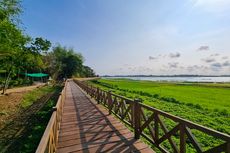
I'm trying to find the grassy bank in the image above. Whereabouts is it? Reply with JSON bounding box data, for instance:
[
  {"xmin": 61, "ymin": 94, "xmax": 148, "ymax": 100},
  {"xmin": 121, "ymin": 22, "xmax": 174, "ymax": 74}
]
[
  {"xmin": 89, "ymin": 78, "xmax": 230, "ymax": 152},
  {"xmin": 18, "ymin": 95, "xmax": 59, "ymax": 153},
  {"xmin": 89, "ymin": 79, "xmax": 230, "ymax": 134},
  {"xmin": 21, "ymin": 85, "xmax": 58, "ymax": 108},
  {"xmin": 0, "ymin": 85, "xmax": 62, "ymax": 153}
]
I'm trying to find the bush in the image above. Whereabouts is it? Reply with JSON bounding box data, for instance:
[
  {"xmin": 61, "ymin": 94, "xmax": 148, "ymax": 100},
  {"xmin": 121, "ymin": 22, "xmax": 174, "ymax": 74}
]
[
  {"xmin": 194, "ymin": 104, "xmax": 202, "ymax": 109},
  {"xmin": 9, "ymin": 80, "xmax": 19, "ymax": 87},
  {"xmin": 218, "ymin": 109, "xmax": 228, "ymax": 116},
  {"xmin": 23, "ymin": 79, "xmax": 33, "ymax": 85},
  {"xmin": 153, "ymin": 94, "xmax": 159, "ymax": 98}
]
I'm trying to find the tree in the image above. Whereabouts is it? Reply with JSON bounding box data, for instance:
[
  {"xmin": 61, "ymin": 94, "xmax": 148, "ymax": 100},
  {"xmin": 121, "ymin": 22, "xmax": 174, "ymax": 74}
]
[
  {"xmin": 44, "ymin": 45, "xmax": 84, "ymax": 81},
  {"xmin": 29, "ymin": 37, "xmax": 51, "ymax": 54},
  {"xmin": 23, "ymin": 37, "xmax": 51, "ymax": 72},
  {"xmin": 0, "ymin": 37, "xmax": 51, "ymax": 94},
  {"xmin": 0, "ymin": 0, "xmax": 96, "ymax": 91},
  {"xmin": 82, "ymin": 65, "xmax": 96, "ymax": 77},
  {"xmin": 0, "ymin": 0, "xmax": 30, "ymax": 94}
]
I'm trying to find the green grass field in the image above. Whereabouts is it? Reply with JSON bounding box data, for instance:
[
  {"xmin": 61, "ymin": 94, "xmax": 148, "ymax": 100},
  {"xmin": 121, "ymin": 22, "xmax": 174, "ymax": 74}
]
[{"xmin": 89, "ymin": 78, "xmax": 230, "ymax": 135}]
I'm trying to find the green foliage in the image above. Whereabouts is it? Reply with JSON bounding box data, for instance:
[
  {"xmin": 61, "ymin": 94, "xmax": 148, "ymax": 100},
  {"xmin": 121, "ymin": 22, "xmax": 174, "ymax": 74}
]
[
  {"xmin": 29, "ymin": 37, "xmax": 51, "ymax": 54},
  {"xmin": 95, "ymin": 79, "xmax": 230, "ymax": 112},
  {"xmin": 0, "ymin": 0, "xmax": 46, "ymax": 93},
  {"xmin": 90, "ymin": 79, "xmax": 230, "ymax": 152},
  {"xmin": 21, "ymin": 86, "xmax": 56, "ymax": 108},
  {"xmin": 18, "ymin": 86, "xmax": 61, "ymax": 153},
  {"xmin": 90, "ymin": 79, "xmax": 230, "ymax": 134},
  {"xmin": 0, "ymin": 0, "xmax": 21, "ymax": 21},
  {"xmin": 0, "ymin": 0, "xmax": 28, "ymax": 55},
  {"xmin": 0, "ymin": 0, "xmax": 95, "ymax": 94},
  {"xmin": 19, "ymin": 99, "xmax": 54, "ymax": 153},
  {"xmin": 81, "ymin": 65, "xmax": 96, "ymax": 77},
  {"xmin": 44, "ymin": 45, "xmax": 95, "ymax": 80}
]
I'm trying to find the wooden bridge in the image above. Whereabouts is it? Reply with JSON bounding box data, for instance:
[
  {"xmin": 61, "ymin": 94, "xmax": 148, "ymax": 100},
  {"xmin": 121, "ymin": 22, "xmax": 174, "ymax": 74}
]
[{"xmin": 36, "ymin": 79, "xmax": 230, "ymax": 153}]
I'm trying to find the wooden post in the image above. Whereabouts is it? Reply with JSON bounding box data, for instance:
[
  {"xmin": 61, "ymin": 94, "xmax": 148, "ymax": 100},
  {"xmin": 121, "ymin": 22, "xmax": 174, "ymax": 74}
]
[
  {"xmin": 91, "ymin": 85, "xmax": 94, "ymax": 97},
  {"xmin": 89, "ymin": 85, "xmax": 92, "ymax": 96},
  {"xmin": 86, "ymin": 83, "xmax": 89, "ymax": 94},
  {"xmin": 96, "ymin": 87, "xmax": 100, "ymax": 104},
  {"xmin": 108, "ymin": 91, "xmax": 112, "ymax": 114},
  {"xmin": 88, "ymin": 84, "xmax": 90, "ymax": 95},
  {"xmin": 133, "ymin": 99, "xmax": 141, "ymax": 139},
  {"xmin": 52, "ymin": 107, "xmax": 57, "ymax": 112},
  {"xmin": 180, "ymin": 124, "xmax": 186, "ymax": 153},
  {"xmin": 227, "ymin": 142, "xmax": 230, "ymax": 153},
  {"xmin": 154, "ymin": 113, "xmax": 159, "ymax": 142}
]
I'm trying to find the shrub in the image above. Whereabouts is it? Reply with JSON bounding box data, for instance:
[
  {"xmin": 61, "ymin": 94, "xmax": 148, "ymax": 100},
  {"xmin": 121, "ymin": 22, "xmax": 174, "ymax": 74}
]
[
  {"xmin": 218, "ymin": 109, "xmax": 229, "ymax": 116},
  {"xmin": 153, "ymin": 94, "xmax": 159, "ymax": 98},
  {"xmin": 194, "ymin": 104, "xmax": 202, "ymax": 109}
]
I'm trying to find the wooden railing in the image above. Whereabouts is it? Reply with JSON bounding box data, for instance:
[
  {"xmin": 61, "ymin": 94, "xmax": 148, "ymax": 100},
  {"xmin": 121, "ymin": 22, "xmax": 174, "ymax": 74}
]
[
  {"xmin": 74, "ymin": 80, "xmax": 230, "ymax": 153},
  {"xmin": 36, "ymin": 82, "xmax": 66, "ymax": 153}
]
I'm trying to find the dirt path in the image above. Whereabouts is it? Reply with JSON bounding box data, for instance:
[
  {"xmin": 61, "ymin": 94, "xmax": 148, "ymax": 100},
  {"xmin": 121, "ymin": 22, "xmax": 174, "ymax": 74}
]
[{"xmin": 0, "ymin": 83, "xmax": 45, "ymax": 95}]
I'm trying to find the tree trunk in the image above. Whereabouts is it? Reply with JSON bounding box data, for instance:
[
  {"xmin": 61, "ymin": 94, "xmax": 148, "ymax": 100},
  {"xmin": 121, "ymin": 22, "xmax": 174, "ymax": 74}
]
[{"xmin": 2, "ymin": 70, "xmax": 12, "ymax": 94}]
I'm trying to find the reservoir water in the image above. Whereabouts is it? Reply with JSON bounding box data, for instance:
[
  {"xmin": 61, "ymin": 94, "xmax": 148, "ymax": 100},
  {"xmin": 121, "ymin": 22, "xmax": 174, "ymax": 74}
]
[{"xmin": 104, "ymin": 76, "xmax": 230, "ymax": 83}]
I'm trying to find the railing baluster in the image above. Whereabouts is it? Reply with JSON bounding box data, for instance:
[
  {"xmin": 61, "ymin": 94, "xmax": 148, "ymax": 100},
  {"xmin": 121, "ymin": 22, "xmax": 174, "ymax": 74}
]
[
  {"xmin": 180, "ymin": 124, "xmax": 186, "ymax": 153},
  {"xmin": 108, "ymin": 91, "xmax": 112, "ymax": 114},
  {"xmin": 96, "ymin": 87, "xmax": 100, "ymax": 103},
  {"xmin": 155, "ymin": 113, "xmax": 159, "ymax": 142},
  {"xmin": 227, "ymin": 142, "xmax": 230, "ymax": 153},
  {"xmin": 133, "ymin": 99, "xmax": 141, "ymax": 139}
]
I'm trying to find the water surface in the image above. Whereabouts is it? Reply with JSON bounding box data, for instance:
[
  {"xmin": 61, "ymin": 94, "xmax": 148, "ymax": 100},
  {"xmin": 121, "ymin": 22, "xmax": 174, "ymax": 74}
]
[{"xmin": 103, "ymin": 76, "xmax": 230, "ymax": 82}]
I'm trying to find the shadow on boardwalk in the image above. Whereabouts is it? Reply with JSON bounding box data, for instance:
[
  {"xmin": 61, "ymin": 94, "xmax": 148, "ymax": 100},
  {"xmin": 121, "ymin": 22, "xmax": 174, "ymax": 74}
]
[{"xmin": 57, "ymin": 81, "xmax": 154, "ymax": 153}]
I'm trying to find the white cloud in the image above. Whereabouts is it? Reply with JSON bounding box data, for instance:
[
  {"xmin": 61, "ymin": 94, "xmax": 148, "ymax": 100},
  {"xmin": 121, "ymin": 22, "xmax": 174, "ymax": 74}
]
[
  {"xmin": 202, "ymin": 57, "xmax": 215, "ymax": 63},
  {"xmin": 192, "ymin": 0, "xmax": 230, "ymax": 12},
  {"xmin": 197, "ymin": 45, "xmax": 209, "ymax": 51},
  {"xmin": 169, "ymin": 52, "xmax": 181, "ymax": 58},
  {"xmin": 149, "ymin": 56, "xmax": 157, "ymax": 60}
]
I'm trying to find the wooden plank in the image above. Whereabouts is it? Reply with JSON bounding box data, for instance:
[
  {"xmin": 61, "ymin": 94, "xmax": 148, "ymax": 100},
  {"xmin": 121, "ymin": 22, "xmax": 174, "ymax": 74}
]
[
  {"xmin": 56, "ymin": 80, "xmax": 154, "ymax": 153},
  {"xmin": 73, "ymin": 141, "xmax": 153, "ymax": 153},
  {"xmin": 58, "ymin": 132, "xmax": 134, "ymax": 148},
  {"xmin": 59, "ymin": 123, "xmax": 128, "ymax": 137},
  {"xmin": 58, "ymin": 128, "xmax": 131, "ymax": 143},
  {"xmin": 57, "ymin": 139, "xmax": 149, "ymax": 153}
]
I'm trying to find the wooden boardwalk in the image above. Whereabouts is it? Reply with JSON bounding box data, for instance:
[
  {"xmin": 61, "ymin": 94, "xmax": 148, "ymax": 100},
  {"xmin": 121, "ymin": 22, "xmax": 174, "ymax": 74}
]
[{"xmin": 56, "ymin": 81, "xmax": 154, "ymax": 153}]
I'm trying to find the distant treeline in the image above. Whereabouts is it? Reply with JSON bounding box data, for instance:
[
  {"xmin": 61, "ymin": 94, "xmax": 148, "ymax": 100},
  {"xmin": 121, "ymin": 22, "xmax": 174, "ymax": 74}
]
[{"xmin": 0, "ymin": 0, "xmax": 95, "ymax": 93}]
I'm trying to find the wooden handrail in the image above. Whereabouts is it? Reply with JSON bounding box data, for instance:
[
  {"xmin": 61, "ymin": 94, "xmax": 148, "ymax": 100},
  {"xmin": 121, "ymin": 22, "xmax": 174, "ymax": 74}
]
[
  {"xmin": 74, "ymin": 79, "xmax": 230, "ymax": 153},
  {"xmin": 140, "ymin": 103, "xmax": 230, "ymax": 141},
  {"xmin": 35, "ymin": 112, "xmax": 57, "ymax": 153},
  {"xmin": 36, "ymin": 81, "xmax": 67, "ymax": 153}
]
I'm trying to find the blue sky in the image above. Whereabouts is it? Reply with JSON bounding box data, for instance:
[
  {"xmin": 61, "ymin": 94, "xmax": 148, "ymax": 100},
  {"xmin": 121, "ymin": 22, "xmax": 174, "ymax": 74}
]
[{"xmin": 21, "ymin": 0, "xmax": 230, "ymax": 75}]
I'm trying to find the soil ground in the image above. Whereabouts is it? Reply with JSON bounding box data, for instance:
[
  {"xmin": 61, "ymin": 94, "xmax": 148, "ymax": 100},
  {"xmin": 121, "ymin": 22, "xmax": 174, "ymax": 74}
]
[
  {"xmin": 0, "ymin": 84, "xmax": 45, "ymax": 128},
  {"xmin": 0, "ymin": 83, "xmax": 57, "ymax": 153}
]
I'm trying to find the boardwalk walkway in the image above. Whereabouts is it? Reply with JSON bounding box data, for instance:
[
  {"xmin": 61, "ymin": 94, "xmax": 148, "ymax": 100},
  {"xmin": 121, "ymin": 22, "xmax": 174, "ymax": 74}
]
[{"xmin": 56, "ymin": 80, "xmax": 154, "ymax": 153}]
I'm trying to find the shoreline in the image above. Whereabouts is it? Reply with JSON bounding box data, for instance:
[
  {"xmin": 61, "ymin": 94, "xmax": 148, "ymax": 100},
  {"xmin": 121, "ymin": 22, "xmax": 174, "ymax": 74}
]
[{"xmin": 102, "ymin": 76, "xmax": 230, "ymax": 83}]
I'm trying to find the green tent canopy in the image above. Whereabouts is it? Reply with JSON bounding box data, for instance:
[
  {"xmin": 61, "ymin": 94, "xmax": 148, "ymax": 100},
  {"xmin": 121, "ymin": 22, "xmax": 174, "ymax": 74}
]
[{"xmin": 25, "ymin": 73, "xmax": 49, "ymax": 77}]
